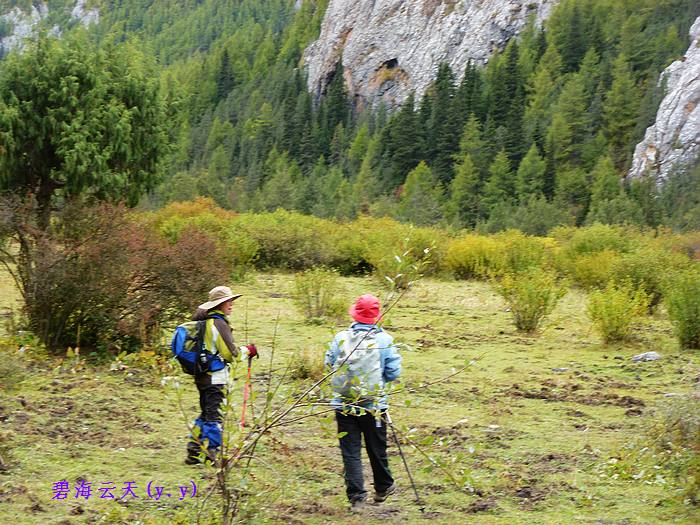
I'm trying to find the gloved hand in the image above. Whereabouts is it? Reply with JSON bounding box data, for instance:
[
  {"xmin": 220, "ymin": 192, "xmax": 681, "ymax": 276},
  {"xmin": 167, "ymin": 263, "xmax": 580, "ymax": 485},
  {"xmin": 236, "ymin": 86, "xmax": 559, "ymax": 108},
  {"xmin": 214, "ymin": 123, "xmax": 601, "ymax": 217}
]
[{"xmin": 241, "ymin": 344, "xmax": 258, "ymax": 360}]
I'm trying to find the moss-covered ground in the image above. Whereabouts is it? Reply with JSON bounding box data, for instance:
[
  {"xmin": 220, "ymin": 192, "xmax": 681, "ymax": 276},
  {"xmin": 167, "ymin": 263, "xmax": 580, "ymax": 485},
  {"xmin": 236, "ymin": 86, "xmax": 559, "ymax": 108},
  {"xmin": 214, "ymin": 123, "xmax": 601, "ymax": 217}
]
[{"xmin": 0, "ymin": 273, "xmax": 698, "ymax": 524}]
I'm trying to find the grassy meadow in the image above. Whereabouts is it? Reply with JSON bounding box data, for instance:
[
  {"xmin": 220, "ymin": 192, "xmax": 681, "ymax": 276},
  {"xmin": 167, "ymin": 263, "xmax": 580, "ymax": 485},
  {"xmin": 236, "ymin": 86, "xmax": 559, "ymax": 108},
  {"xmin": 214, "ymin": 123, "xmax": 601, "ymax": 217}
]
[{"xmin": 0, "ymin": 271, "xmax": 698, "ymax": 524}]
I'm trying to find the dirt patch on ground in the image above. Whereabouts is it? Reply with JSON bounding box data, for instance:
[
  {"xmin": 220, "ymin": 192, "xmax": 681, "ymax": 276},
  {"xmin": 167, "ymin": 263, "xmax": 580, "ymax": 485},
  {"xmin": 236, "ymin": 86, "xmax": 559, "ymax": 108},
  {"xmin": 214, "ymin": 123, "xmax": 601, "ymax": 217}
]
[
  {"xmin": 465, "ymin": 496, "xmax": 498, "ymax": 513},
  {"xmin": 506, "ymin": 383, "xmax": 646, "ymax": 408},
  {"xmin": 521, "ymin": 452, "xmax": 575, "ymax": 474}
]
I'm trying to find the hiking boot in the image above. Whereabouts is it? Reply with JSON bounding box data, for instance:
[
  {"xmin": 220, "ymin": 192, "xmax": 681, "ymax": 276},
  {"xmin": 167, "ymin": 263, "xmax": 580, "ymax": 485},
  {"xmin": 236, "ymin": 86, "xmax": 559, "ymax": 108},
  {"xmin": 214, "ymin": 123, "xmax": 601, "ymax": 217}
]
[
  {"xmin": 349, "ymin": 498, "xmax": 367, "ymax": 513},
  {"xmin": 185, "ymin": 448, "xmax": 201, "ymax": 465},
  {"xmin": 374, "ymin": 482, "xmax": 396, "ymax": 503}
]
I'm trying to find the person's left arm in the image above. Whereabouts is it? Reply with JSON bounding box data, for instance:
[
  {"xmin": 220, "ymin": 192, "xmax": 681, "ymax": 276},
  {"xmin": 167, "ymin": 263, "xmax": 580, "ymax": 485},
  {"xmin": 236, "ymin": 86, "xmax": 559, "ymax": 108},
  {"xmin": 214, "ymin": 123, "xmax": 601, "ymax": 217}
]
[
  {"xmin": 213, "ymin": 318, "xmax": 238, "ymax": 362},
  {"xmin": 380, "ymin": 333, "xmax": 402, "ymax": 382}
]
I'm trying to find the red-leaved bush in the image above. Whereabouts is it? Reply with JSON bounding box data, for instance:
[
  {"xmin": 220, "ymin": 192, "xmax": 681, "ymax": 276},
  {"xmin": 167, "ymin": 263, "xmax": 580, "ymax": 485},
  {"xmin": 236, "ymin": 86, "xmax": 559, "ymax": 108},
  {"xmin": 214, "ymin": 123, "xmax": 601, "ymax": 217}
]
[{"xmin": 1, "ymin": 199, "xmax": 229, "ymax": 352}]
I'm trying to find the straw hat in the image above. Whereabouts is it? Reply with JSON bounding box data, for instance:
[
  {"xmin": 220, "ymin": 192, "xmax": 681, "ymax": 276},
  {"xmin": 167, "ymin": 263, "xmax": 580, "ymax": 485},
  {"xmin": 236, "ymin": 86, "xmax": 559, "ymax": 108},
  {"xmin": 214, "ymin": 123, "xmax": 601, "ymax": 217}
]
[{"xmin": 198, "ymin": 286, "xmax": 242, "ymax": 311}]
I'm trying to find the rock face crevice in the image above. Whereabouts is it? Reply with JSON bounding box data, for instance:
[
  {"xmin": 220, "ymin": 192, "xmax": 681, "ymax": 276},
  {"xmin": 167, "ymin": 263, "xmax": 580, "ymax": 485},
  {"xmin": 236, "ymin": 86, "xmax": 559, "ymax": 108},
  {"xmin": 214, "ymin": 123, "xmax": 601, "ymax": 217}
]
[
  {"xmin": 303, "ymin": 0, "xmax": 558, "ymax": 111},
  {"xmin": 629, "ymin": 16, "xmax": 700, "ymax": 183}
]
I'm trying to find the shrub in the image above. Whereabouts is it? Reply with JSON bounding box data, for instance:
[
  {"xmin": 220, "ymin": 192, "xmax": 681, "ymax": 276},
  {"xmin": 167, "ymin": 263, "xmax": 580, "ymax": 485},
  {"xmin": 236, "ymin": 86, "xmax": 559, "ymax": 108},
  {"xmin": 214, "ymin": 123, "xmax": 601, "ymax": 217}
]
[
  {"xmin": 143, "ymin": 198, "xmax": 259, "ymax": 279},
  {"xmin": 607, "ymin": 394, "xmax": 700, "ymax": 503},
  {"xmin": 611, "ymin": 246, "xmax": 691, "ymax": 311},
  {"xmin": 233, "ymin": 210, "xmax": 336, "ymax": 270},
  {"xmin": 371, "ymin": 235, "xmax": 434, "ymax": 290},
  {"xmin": 665, "ymin": 270, "xmax": 700, "ymax": 349},
  {"xmin": 646, "ymin": 394, "xmax": 700, "ymax": 502},
  {"xmin": 495, "ymin": 230, "xmax": 554, "ymax": 275},
  {"xmin": 325, "ymin": 225, "xmax": 372, "ymax": 276},
  {"xmin": 553, "ymin": 223, "xmax": 633, "ymax": 258},
  {"xmin": 587, "ymin": 281, "xmax": 649, "ymax": 343},
  {"xmin": 352, "ymin": 217, "xmax": 446, "ymax": 278},
  {"xmin": 444, "ymin": 235, "xmax": 502, "ymax": 280},
  {"xmin": 567, "ymin": 249, "xmax": 620, "ymax": 289},
  {"xmin": 292, "ymin": 268, "xmax": 346, "ymax": 323},
  {"xmin": 494, "ymin": 268, "xmax": 566, "ymax": 333},
  {"xmin": 289, "ymin": 348, "xmax": 326, "ymax": 381},
  {"xmin": 17, "ymin": 203, "xmax": 229, "ymax": 352}
]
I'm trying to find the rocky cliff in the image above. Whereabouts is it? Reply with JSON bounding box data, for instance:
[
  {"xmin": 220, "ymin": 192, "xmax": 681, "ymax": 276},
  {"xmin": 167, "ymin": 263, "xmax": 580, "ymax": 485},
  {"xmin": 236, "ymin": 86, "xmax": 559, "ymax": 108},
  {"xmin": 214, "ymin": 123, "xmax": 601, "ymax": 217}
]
[
  {"xmin": 628, "ymin": 16, "xmax": 700, "ymax": 183},
  {"xmin": 0, "ymin": 1, "xmax": 99, "ymax": 56},
  {"xmin": 303, "ymin": 0, "xmax": 558, "ymax": 110}
]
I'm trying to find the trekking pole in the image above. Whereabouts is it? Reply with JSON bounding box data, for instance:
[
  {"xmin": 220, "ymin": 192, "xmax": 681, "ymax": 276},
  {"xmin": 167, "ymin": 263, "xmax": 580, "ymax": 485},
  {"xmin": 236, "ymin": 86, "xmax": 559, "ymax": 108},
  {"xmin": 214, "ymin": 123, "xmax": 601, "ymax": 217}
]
[
  {"xmin": 386, "ymin": 412, "xmax": 425, "ymax": 513},
  {"xmin": 240, "ymin": 356, "xmax": 253, "ymax": 428}
]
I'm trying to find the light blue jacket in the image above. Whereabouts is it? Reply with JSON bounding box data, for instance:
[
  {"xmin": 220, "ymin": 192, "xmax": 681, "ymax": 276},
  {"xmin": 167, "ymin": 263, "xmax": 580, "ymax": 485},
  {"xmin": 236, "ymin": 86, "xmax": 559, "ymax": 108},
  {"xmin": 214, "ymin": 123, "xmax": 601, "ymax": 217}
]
[{"xmin": 325, "ymin": 322, "xmax": 402, "ymax": 411}]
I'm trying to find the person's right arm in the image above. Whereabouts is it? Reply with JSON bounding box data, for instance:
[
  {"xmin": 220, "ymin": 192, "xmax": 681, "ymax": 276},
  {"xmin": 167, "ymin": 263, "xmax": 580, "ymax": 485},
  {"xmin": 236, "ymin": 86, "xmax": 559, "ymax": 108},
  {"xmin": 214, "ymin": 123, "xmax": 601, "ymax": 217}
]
[
  {"xmin": 380, "ymin": 333, "xmax": 402, "ymax": 382},
  {"xmin": 325, "ymin": 333, "xmax": 341, "ymax": 368}
]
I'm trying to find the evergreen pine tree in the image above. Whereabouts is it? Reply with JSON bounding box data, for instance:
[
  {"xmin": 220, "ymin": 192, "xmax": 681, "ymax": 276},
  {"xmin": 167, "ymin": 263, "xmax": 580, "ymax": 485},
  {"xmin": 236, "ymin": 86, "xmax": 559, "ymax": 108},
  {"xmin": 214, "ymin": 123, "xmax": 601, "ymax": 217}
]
[
  {"xmin": 321, "ymin": 60, "xmax": 350, "ymax": 150},
  {"xmin": 353, "ymin": 136, "xmax": 382, "ymax": 215},
  {"xmin": 548, "ymin": 0, "xmax": 587, "ymax": 73},
  {"xmin": 457, "ymin": 114, "xmax": 489, "ymax": 177},
  {"xmin": 430, "ymin": 63, "xmax": 461, "ymax": 184},
  {"xmin": 489, "ymin": 40, "xmax": 526, "ymax": 164},
  {"xmin": 347, "ymin": 123, "xmax": 370, "ymax": 174},
  {"xmin": 516, "ymin": 144, "xmax": 547, "ymax": 201},
  {"xmin": 445, "ymin": 153, "xmax": 480, "ymax": 228},
  {"xmin": 545, "ymin": 76, "xmax": 588, "ymax": 169},
  {"xmin": 215, "ymin": 48, "xmax": 235, "ymax": 103},
  {"xmin": 382, "ymin": 92, "xmax": 424, "ymax": 188},
  {"xmin": 523, "ymin": 45, "xmax": 564, "ymax": 149},
  {"xmin": 398, "ymin": 161, "xmax": 443, "ymax": 226},
  {"xmin": 588, "ymin": 155, "xmax": 620, "ymax": 205},
  {"xmin": 454, "ymin": 61, "xmax": 484, "ymax": 129},
  {"xmin": 554, "ymin": 166, "xmax": 591, "ymax": 224},
  {"xmin": 603, "ymin": 54, "xmax": 641, "ymax": 170},
  {"xmin": 482, "ymin": 151, "xmax": 514, "ymax": 213}
]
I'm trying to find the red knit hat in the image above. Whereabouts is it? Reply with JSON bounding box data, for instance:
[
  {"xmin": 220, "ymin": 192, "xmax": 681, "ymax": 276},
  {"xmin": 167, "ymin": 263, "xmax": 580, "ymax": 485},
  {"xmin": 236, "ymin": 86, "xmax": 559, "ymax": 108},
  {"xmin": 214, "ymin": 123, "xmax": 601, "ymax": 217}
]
[{"xmin": 349, "ymin": 294, "xmax": 381, "ymax": 324}]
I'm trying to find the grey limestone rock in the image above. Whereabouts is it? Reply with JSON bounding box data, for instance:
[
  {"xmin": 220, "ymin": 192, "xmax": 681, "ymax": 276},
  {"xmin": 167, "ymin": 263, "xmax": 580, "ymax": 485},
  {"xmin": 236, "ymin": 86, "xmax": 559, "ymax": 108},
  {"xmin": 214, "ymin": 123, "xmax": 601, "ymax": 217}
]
[
  {"xmin": 1, "ymin": 1, "xmax": 98, "ymax": 55},
  {"xmin": 631, "ymin": 351, "xmax": 662, "ymax": 363},
  {"xmin": 628, "ymin": 17, "xmax": 700, "ymax": 184},
  {"xmin": 303, "ymin": 0, "xmax": 558, "ymax": 111}
]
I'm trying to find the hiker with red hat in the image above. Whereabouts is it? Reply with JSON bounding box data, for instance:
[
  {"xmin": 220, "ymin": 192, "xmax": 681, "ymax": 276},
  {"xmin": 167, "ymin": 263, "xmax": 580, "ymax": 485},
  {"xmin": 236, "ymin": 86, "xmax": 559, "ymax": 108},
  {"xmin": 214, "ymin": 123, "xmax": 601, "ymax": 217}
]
[
  {"xmin": 185, "ymin": 285, "xmax": 258, "ymax": 465},
  {"xmin": 325, "ymin": 294, "xmax": 402, "ymax": 512}
]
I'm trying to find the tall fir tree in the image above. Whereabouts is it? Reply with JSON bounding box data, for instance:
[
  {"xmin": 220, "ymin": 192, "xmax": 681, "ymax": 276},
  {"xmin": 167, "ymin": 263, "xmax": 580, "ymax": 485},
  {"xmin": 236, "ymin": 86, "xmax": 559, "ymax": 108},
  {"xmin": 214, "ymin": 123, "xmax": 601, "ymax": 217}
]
[
  {"xmin": 382, "ymin": 92, "xmax": 424, "ymax": 188},
  {"xmin": 319, "ymin": 60, "xmax": 350, "ymax": 157},
  {"xmin": 487, "ymin": 40, "xmax": 525, "ymax": 164},
  {"xmin": 429, "ymin": 63, "xmax": 461, "ymax": 184},
  {"xmin": 603, "ymin": 54, "xmax": 641, "ymax": 170},
  {"xmin": 445, "ymin": 153, "xmax": 480, "ymax": 228},
  {"xmin": 545, "ymin": 75, "xmax": 588, "ymax": 170},
  {"xmin": 456, "ymin": 114, "xmax": 489, "ymax": 178},
  {"xmin": 482, "ymin": 150, "xmax": 514, "ymax": 213},
  {"xmin": 516, "ymin": 144, "xmax": 547, "ymax": 201},
  {"xmin": 215, "ymin": 48, "xmax": 235, "ymax": 103},
  {"xmin": 523, "ymin": 44, "xmax": 564, "ymax": 149},
  {"xmin": 454, "ymin": 60, "xmax": 484, "ymax": 129},
  {"xmin": 398, "ymin": 161, "xmax": 443, "ymax": 226}
]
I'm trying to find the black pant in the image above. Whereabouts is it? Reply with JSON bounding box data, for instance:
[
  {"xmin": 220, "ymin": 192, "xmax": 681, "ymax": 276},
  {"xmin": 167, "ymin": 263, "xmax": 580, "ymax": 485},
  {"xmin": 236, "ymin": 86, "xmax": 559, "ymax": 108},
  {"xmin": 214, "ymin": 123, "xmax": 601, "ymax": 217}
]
[
  {"xmin": 335, "ymin": 411, "xmax": 394, "ymax": 502},
  {"xmin": 187, "ymin": 382, "xmax": 225, "ymax": 454}
]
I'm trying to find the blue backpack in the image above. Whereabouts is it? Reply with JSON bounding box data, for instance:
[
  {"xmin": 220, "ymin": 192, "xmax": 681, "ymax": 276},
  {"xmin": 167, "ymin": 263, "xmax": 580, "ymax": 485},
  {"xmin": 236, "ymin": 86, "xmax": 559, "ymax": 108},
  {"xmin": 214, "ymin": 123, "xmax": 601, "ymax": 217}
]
[{"xmin": 171, "ymin": 314, "xmax": 227, "ymax": 375}]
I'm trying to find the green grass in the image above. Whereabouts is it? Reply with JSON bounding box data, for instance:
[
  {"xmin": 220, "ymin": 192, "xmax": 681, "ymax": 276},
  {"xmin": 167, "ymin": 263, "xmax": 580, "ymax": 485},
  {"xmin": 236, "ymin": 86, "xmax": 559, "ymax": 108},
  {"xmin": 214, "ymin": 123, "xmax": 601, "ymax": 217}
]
[{"xmin": 0, "ymin": 273, "xmax": 699, "ymax": 524}]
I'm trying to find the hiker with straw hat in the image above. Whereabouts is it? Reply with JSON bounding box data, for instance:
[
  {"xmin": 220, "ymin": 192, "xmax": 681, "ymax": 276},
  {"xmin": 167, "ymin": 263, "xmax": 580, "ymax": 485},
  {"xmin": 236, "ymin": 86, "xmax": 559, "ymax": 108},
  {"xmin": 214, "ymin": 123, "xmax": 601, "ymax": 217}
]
[
  {"xmin": 185, "ymin": 285, "xmax": 258, "ymax": 465},
  {"xmin": 325, "ymin": 294, "xmax": 402, "ymax": 512}
]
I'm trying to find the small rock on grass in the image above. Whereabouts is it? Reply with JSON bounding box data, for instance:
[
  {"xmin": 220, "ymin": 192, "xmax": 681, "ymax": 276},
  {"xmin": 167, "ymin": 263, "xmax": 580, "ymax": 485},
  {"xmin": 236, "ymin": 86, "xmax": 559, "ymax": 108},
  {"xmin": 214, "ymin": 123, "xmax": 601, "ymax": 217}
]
[{"xmin": 632, "ymin": 352, "xmax": 662, "ymax": 362}]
